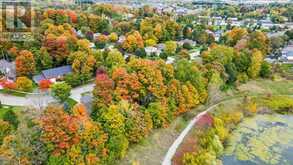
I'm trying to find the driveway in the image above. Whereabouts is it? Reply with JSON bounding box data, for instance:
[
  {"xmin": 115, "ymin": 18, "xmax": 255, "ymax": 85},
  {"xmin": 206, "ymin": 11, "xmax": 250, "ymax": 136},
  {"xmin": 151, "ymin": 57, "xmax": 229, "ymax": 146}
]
[{"xmin": 70, "ymin": 83, "xmax": 95, "ymax": 102}]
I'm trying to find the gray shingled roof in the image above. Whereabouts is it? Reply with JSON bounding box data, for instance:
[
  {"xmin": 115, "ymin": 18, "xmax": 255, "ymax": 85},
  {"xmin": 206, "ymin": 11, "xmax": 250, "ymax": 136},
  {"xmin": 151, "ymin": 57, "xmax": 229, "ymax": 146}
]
[
  {"xmin": 33, "ymin": 65, "xmax": 72, "ymax": 83},
  {"xmin": 42, "ymin": 65, "xmax": 72, "ymax": 79},
  {"xmin": 0, "ymin": 60, "xmax": 16, "ymax": 80}
]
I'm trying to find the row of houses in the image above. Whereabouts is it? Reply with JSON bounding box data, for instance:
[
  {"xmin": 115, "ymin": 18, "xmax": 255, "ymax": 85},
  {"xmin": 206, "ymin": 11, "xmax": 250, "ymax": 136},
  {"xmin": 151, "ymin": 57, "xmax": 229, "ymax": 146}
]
[
  {"xmin": 198, "ymin": 16, "xmax": 292, "ymax": 30},
  {"xmin": 281, "ymin": 45, "xmax": 293, "ymax": 63}
]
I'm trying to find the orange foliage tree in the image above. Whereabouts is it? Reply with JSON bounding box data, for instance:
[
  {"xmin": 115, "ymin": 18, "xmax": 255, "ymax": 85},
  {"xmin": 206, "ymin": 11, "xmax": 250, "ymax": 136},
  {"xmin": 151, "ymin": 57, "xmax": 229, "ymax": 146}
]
[
  {"xmin": 112, "ymin": 67, "xmax": 142, "ymax": 103},
  {"xmin": 93, "ymin": 72, "xmax": 114, "ymax": 109},
  {"xmin": 122, "ymin": 31, "xmax": 144, "ymax": 53},
  {"xmin": 15, "ymin": 50, "xmax": 36, "ymax": 77}
]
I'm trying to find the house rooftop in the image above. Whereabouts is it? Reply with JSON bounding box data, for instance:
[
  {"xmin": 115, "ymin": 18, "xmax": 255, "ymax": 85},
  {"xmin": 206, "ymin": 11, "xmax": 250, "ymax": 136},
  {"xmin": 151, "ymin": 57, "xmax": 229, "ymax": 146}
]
[
  {"xmin": 33, "ymin": 65, "xmax": 72, "ymax": 83},
  {"xmin": 0, "ymin": 59, "xmax": 16, "ymax": 80}
]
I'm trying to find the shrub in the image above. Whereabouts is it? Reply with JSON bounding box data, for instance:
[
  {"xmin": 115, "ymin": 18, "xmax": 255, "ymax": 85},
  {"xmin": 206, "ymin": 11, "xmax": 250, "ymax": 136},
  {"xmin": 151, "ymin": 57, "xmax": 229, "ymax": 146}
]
[
  {"xmin": 246, "ymin": 102, "xmax": 258, "ymax": 114},
  {"xmin": 16, "ymin": 76, "xmax": 33, "ymax": 92},
  {"xmin": 183, "ymin": 150, "xmax": 217, "ymax": 165},
  {"xmin": 51, "ymin": 82, "xmax": 72, "ymax": 102},
  {"xmin": 39, "ymin": 79, "xmax": 52, "ymax": 90},
  {"xmin": 198, "ymin": 129, "xmax": 224, "ymax": 157},
  {"xmin": 212, "ymin": 117, "xmax": 228, "ymax": 142},
  {"xmin": 64, "ymin": 73, "xmax": 83, "ymax": 87},
  {"xmin": 260, "ymin": 62, "xmax": 272, "ymax": 78},
  {"xmin": 145, "ymin": 102, "xmax": 168, "ymax": 128},
  {"xmin": 237, "ymin": 73, "xmax": 249, "ymax": 83},
  {"xmin": 107, "ymin": 135, "xmax": 129, "ymax": 163},
  {"xmin": 3, "ymin": 110, "xmax": 19, "ymax": 130},
  {"xmin": 0, "ymin": 120, "xmax": 12, "ymax": 145},
  {"xmin": 263, "ymin": 96, "xmax": 293, "ymax": 113},
  {"xmin": 183, "ymin": 42, "xmax": 192, "ymax": 50},
  {"xmin": 3, "ymin": 81, "xmax": 17, "ymax": 90}
]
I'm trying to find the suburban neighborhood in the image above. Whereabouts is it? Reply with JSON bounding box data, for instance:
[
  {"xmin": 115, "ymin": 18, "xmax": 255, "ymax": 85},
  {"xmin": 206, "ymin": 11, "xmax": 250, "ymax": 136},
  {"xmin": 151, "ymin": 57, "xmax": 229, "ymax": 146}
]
[{"xmin": 0, "ymin": 0, "xmax": 293, "ymax": 165}]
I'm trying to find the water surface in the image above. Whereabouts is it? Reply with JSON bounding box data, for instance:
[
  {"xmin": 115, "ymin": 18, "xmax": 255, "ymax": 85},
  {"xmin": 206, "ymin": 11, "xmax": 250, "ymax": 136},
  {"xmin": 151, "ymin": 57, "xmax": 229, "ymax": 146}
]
[{"xmin": 222, "ymin": 114, "xmax": 293, "ymax": 165}]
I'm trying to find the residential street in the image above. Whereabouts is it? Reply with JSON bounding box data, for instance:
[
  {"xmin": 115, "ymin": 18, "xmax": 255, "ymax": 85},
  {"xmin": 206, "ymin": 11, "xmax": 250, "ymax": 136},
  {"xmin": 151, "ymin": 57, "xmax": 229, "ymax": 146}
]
[{"xmin": 0, "ymin": 83, "xmax": 95, "ymax": 106}]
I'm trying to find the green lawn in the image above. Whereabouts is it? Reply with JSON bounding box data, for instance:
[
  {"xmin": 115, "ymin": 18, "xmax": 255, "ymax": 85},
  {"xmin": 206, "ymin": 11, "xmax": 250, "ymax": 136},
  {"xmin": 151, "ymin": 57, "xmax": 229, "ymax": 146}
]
[
  {"xmin": 0, "ymin": 105, "xmax": 22, "ymax": 119},
  {"xmin": 0, "ymin": 89, "xmax": 27, "ymax": 97},
  {"xmin": 65, "ymin": 98, "xmax": 78, "ymax": 110},
  {"xmin": 238, "ymin": 79, "xmax": 293, "ymax": 95}
]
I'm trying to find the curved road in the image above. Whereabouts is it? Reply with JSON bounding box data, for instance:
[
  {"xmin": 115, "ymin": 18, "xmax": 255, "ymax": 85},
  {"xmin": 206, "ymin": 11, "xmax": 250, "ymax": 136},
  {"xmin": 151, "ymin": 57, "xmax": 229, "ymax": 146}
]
[
  {"xmin": 161, "ymin": 102, "xmax": 224, "ymax": 165},
  {"xmin": 162, "ymin": 94, "xmax": 293, "ymax": 165}
]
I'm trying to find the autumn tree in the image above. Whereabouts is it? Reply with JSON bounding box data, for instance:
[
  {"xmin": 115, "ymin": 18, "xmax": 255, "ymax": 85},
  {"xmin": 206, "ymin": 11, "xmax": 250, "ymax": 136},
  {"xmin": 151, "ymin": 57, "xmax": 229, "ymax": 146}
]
[
  {"xmin": 109, "ymin": 32, "xmax": 119, "ymax": 42},
  {"xmin": 0, "ymin": 120, "xmax": 12, "ymax": 145},
  {"xmin": 164, "ymin": 41, "xmax": 177, "ymax": 56},
  {"xmin": 124, "ymin": 106, "xmax": 152, "ymax": 143},
  {"xmin": 39, "ymin": 79, "xmax": 52, "ymax": 91},
  {"xmin": 104, "ymin": 49, "xmax": 125, "ymax": 71},
  {"xmin": 92, "ymin": 72, "xmax": 114, "ymax": 110},
  {"xmin": 174, "ymin": 59, "xmax": 207, "ymax": 103},
  {"xmin": 202, "ymin": 45, "xmax": 236, "ymax": 66},
  {"xmin": 16, "ymin": 77, "xmax": 33, "ymax": 92},
  {"xmin": 95, "ymin": 34, "xmax": 108, "ymax": 49},
  {"xmin": 112, "ymin": 67, "xmax": 142, "ymax": 102},
  {"xmin": 68, "ymin": 39, "xmax": 96, "ymax": 82},
  {"xmin": 122, "ymin": 31, "xmax": 144, "ymax": 53},
  {"xmin": 127, "ymin": 58, "xmax": 167, "ymax": 103},
  {"xmin": 51, "ymin": 82, "xmax": 72, "ymax": 102},
  {"xmin": 15, "ymin": 50, "xmax": 36, "ymax": 77},
  {"xmin": 247, "ymin": 31, "xmax": 271, "ymax": 55},
  {"xmin": 40, "ymin": 105, "xmax": 108, "ymax": 164},
  {"xmin": 224, "ymin": 28, "xmax": 248, "ymax": 46},
  {"xmin": 248, "ymin": 49, "xmax": 263, "ymax": 79},
  {"xmin": 42, "ymin": 24, "xmax": 77, "ymax": 65},
  {"xmin": 143, "ymin": 102, "xmax": 168, "ymax": 128}
]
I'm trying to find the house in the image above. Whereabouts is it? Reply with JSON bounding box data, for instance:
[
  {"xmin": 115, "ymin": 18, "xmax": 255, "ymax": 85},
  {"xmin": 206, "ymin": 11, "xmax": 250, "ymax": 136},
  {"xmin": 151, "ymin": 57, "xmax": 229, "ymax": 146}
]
[
  {"xmin": 281, "ymin": 45, "xmax": 293, "ymax": 63},
  {"xmin": 156, "ymin": 43, "xmax": 165, "ymax": 51},
  {"xmin": 211, "ymin": 16, "xmax": 223, "ymax": 26},
  {"xmin": 118, "ymin": 35, "xmax": 126, "ymax": 44},
  {"xmin": 76, "ymin": 30, "xmax": 84, "ymax": 38},
  {"xmin": 190, "ymin": 50, "xmax": 201, "ymax": 60},
  {"xmin": 145, "ymin": 46, "xmax": 161, "ymax": 56},
  {"xmin": 215, "ymin": 30, "xmax": 223, "ymax": 41},
  {"xmin": 177, "ymin": 39, "xmax": 196, "ymax": 47},
  {"xmin": 0, "ymin": 59, "xmax": 16, "ymax": 80},
  {"xmin": 33, "ymin": 65, "xmax": 72, "ymax": 84},
  {"xmin": 166, "ymin": 57, "xmax": 176, "ymax": 64},
  {"xmin": 260, "ymin": 19, "xmax": 274, "ymax": 29},
  {"xmin": 89, "ymin": 42, "xmax": 96, "ymax": 49}
]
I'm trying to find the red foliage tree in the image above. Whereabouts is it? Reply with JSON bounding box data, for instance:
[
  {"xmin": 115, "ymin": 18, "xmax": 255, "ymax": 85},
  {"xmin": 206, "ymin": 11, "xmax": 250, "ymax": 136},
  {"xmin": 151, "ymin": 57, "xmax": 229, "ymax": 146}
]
[
  {"xmin": 39, "ymin": 106, "xmax": 80, "ymax": 155},
  {"xmin": 93, "ymin": 72, "xmax": 114, "ymax": 108},
  {"xmin": 39, "ymin": 79, "xmax": 52, "ymax": 91},
  {"xmin": 112, "ymin": 67, "xmax": 142, "ymax": 102}
]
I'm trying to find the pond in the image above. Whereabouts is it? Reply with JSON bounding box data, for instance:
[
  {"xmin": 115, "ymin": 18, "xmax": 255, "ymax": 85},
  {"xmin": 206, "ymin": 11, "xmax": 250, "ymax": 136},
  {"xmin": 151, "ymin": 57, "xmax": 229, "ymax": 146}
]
[{"xmin": 221, "ymin": 114, "xmax": 293, "ymax": 165}]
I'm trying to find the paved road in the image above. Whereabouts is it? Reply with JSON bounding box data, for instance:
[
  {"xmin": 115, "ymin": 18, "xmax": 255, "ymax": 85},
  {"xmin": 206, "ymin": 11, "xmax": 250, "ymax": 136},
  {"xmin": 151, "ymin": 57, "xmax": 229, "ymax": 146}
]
[
  {"xmin": 70, "ymin": 83, "xmax": 95, "ymax": 102},
  {"xmin": 0, "ymin": 93, "xmax": 55, "ymax": 107},
  {"xmin": 161, "ymin": 102, "xmax": 222, "ymax": 165},
  {"xmin": 0, "ymin": 83, "xmax": 95, "ymax": 106}
]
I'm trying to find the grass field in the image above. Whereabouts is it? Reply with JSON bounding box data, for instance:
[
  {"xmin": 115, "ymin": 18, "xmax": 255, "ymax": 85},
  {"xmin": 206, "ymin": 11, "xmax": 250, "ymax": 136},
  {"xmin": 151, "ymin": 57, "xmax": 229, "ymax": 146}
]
[{"xmin": 0, "ymin": 105, "xmax": 22, "ymax": 119}]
